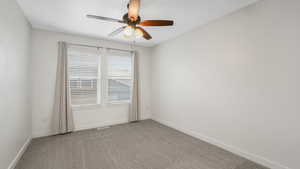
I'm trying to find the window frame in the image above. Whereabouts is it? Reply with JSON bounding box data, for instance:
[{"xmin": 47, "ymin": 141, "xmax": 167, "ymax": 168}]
[{"xmin": 68, "ymin": 47, "xmax": 134, "ymax": 107}]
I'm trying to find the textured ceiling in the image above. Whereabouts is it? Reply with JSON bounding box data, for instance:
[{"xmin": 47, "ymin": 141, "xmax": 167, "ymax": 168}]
[{"xmin": 17, "ymin": 0, "xmax": 259, "ymax": 46}]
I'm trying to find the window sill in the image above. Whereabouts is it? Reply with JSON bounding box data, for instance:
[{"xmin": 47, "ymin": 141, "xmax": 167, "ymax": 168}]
[
  {"xmin": 72, "ymin": 104, "xmax": 100, "ymax": 108},
  {"xmin": 71, "ymin": 101, "xmax": 130, "ymax": 108},
  {"xmin": 107, "ymin": 100, "xmax": 130, "ymax": 105}
]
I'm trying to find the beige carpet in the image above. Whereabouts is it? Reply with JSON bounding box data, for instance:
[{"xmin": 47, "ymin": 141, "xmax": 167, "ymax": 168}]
[{"xmin": 16, "ymin": 120, "xmax": 269, "ymax": 169}]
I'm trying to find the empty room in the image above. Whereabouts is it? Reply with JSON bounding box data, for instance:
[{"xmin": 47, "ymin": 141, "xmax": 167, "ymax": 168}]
[{"xmin": 1, "ymin": 0, "xmax": 299, "ymax": 169}]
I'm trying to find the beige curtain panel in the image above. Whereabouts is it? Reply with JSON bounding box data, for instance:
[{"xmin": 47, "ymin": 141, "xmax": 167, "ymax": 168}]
[
  {"xmin": 129, "ymin": 51, "xmax": 139, "ymax": 122},
  {"xmin": 53, "ymin": 41, "xmax": 74, "ymax": 134}
]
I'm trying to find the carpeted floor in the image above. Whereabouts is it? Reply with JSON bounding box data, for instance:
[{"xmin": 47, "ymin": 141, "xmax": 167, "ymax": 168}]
[{"xmin": 16, "ymin": 120, "xmax": 269, "ymax": 169}]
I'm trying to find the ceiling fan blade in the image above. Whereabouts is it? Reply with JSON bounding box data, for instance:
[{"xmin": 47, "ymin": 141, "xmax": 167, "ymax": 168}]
[
  {"xmin": 140, "ymin": 20, "xmax": 174, "ymax": 26},
  {"xmin": 108, "ymin": 26, "xmax": 126, "ymax": 37},
  {"xmin": 128, "ymin": 0, "xmax": 140, "ymax": 21},
  {"xmin": 136, "ymin": 27, "xmax": 152, "ymax": 40},
  {"xmin": 87, "ymin": 15, "xmax": 124, "ymax": 23}
]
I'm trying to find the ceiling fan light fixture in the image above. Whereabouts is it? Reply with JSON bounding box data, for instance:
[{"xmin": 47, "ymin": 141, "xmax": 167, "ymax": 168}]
[
  {"xmin": 123, "ymin": 26, "xmax": 143, "ymax": 39},
  {"xmin": 134, "ymin": 28, "xmax": 143, "ymax": 38},
  {"xmin": 124, "ymin": 33, "xmax": 135, "ymax": 39},
  {"xmin": 123, "ymin": 26, "xmax": 135, "ymax": 37}
]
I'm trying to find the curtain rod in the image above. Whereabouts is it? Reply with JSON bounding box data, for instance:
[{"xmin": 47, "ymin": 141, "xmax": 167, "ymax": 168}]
[{"xmin": 66, "ymin": 42, "xmax": 135, "ymax": 53}]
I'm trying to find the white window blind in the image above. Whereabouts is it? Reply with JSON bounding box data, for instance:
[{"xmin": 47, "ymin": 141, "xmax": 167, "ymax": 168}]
[
  {"xmin": 106, "ymin": 49, "xmax": 133, "ymax": 102},
  {"xmin": 68, "ymin": 46, "xmax": 101, "ymax": 105},
  {"xmin": 67, "ymin": 45, "xmax": 133, "ymax": 106}
]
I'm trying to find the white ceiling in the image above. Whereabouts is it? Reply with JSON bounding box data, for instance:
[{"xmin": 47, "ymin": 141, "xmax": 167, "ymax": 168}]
[{"xmin": 16, "ymin": 0, "xmax": 258, "ymax": 46}]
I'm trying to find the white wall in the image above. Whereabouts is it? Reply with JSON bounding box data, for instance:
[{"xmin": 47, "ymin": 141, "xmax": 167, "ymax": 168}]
[
  {"xmin": 31, "ymin": 29, "xmax": 152, "ymax": 137},
  {"xmin": 151, "ymin": 0, "xmax": 300, "ymax": 169},
  {"xmin": 0, "ymin": 0, "xmax": 32, "ymax": 169}
]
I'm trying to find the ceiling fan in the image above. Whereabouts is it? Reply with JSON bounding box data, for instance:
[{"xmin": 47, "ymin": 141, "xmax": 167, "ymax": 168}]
[{"xmin": 87, "ymin": 0, "xmax": 174, "ymax": 40}]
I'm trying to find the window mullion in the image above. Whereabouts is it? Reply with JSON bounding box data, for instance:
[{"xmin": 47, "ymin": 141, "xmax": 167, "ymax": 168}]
[
  {"xmin": 101, "ymin": 48, "xmax": 108, "ymax": 105},
  {"xmin": 96, "ymin": 49, "xmax": 102, "ymax": 104},
  {"xmin": 130, "ymin": 51, "xmax": 135, "ymax": 101}
]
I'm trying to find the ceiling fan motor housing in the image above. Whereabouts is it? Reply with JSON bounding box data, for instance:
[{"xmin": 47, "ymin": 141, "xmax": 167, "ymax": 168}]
[{"xmin": 123, "ymin": 13, "xmax": 141, "ymax": 26}]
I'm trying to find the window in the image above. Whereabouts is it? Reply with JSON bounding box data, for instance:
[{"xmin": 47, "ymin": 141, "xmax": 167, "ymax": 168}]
[
  {"xmin": 68, "ymin": 47, "xmax": 101, "ymax": 105},
  {"xmin": 68, "ymin": 46, "xmax": 133, "ymax": 106},
  {"xmin": 106, "ymin": 51, "xmax": 133, "ymax": 102}
]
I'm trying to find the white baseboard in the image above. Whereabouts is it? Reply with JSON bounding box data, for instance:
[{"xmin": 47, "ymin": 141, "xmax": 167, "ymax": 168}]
[
  {"xmin": 7, "ymin": 137, "xmax": 31, "ymax": 169},
  {"xmin": 32, "ymin": 129, "xmax": 55, "ymax": 138},
  {"xmin": 152, "ymin": 117, "xmax": 290, "ymax": 169},
  {"xmin": 32, "ymin": 120, "xmax": 129, "ymax": 138},
  {"xmin": 75, "ymin": 118, "xmax": 152, "ymax": 132},
  {"xmin": 75, "ymin": 119, "xmax": 128, "ymax": 131}
]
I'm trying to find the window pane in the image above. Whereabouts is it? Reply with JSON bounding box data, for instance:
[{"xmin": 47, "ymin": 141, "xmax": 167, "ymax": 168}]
[
  {"xmin": 107, "ymin": 54, "xmax": 132, "ymax": 77},
  {"xmin": 70, "ymin": 79, "xmax": 98, "ymax": 105},
  {"xmin": 108, "ymin": 79, "xmax": 132, "ymax": 102},
  {"xmin": 68, "ymin": 46, "xmax": 101, "ymax": 105},
  {"xmin": 70, "ymin": 79, "xmax": 79, "ymax": 88}
]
